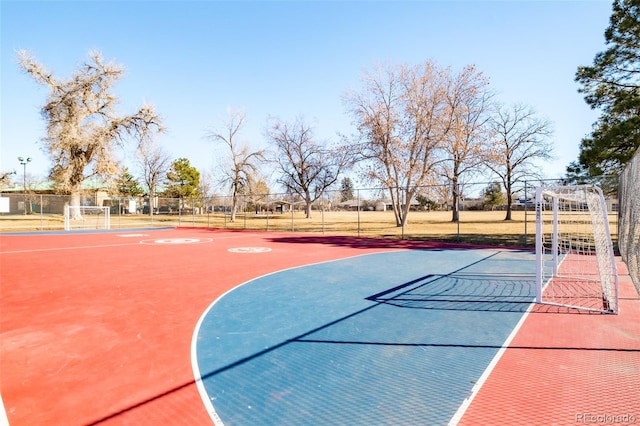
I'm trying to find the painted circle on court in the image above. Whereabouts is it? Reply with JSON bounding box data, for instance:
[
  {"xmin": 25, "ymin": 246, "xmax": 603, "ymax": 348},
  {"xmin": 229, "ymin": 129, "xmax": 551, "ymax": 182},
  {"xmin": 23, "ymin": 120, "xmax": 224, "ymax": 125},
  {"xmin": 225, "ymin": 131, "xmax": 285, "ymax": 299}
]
[
  {"xmin": 193, "ymin": 249, "xmax": 537, "ymax": 425},
  {"xmin": 140, "ymin": 237, "xmax": 213, "ymax": 245},
  {"xmin": 228, "ymin": 247, "xmax": 272, "ymax": 253}
]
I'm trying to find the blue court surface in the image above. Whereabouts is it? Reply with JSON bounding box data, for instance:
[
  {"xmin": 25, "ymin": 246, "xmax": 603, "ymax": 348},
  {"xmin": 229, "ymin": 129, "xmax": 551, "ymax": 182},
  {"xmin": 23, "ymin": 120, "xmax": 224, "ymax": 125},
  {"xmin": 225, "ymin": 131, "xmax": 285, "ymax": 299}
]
[{"xmin": 192, "ymin": 248, "xmax": 537, "ymax": 425}]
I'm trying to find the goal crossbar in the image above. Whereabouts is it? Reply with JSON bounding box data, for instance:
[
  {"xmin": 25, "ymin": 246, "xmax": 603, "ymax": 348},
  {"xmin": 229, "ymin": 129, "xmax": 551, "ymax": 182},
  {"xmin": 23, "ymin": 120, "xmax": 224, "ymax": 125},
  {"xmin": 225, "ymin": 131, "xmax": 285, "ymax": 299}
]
[
  {"xmin": 64, "ymin": 205, "xmax": 111, "ymax": 231},
  {"xmin": 535, "ymin": 185, "xmax": 619, "ymax": 314}
]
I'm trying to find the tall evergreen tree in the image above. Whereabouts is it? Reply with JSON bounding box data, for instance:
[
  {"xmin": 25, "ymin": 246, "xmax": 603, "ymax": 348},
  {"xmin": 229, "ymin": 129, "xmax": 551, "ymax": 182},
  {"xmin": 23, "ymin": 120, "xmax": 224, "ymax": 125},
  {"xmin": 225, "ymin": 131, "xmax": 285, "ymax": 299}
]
[
  {"xmin": 116, "ymin": 168, "xmax": 144, "ymax": 196},
  {"xmin": 340, "ymin": 177, "xmax": 354, "ymax": 201},
  {"xmin": 483, "ymin": 181, "xmax": 504, "ymax": 210},
  {"xmin": 164, "ymin": 158, "xmax": 200, "ymax": 200},
  {"xmin": 573, "ymin": 0, "xmax": 640, "ymax": 179}
]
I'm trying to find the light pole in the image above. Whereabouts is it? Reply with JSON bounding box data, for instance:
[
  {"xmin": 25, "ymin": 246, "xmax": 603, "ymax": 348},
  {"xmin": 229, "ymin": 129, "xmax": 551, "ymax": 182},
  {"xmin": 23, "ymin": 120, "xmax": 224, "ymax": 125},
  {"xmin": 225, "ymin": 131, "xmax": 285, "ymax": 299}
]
[
  {"xmin": 18, "ymin": 157, "xmax": 31, "ymax": 191},
  {"xmin": 18, "ymin": 156, "xmax": 31, "ymax": 214}
]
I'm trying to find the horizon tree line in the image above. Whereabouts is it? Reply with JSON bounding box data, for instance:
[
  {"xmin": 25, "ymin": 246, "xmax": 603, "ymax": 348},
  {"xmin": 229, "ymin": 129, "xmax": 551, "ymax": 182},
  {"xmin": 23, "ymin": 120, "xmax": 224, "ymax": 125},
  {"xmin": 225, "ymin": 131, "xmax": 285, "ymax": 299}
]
[{"xmin": 17, "ymin": 23, "xmax": 636, "ymax": 223}]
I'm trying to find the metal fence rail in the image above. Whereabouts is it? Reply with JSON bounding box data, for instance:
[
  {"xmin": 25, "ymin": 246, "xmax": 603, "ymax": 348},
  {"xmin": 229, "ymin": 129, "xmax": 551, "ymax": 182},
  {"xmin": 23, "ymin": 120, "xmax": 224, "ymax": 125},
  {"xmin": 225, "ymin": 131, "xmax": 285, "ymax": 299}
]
[
  {"xmin": 0, "ymin": 179, "xmax": 619, "ymax": 249},
  {"xmin": 618, "ymin": 148, "xmax": 640, "ymax": 293}
]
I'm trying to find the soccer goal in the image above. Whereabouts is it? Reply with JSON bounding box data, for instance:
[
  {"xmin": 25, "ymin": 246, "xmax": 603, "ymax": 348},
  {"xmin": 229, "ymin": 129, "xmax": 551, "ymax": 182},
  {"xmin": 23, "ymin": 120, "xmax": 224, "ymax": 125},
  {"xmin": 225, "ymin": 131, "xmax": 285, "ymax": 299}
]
[
  {"xmin": 64, "ymin": 205, "xmax": 111, "ymax": 231},
  {"xmin": 535, "ymin": 185, "xmax": 618, "ymax": 314}
]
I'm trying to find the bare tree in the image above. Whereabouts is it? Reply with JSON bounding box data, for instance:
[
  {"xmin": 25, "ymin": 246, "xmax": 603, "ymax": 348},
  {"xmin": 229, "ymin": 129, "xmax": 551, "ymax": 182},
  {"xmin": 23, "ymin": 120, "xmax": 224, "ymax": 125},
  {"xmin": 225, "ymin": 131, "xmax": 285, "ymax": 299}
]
[
  {"xmin": 344, "ymin": 61, "xmax": 450, "ymax": 227},
  {"xmin": 440, "ymin": 65, "xmax": 494, "ymax": 222},
  {"xmin": 18, "ymin": 50, "xmax": 163, "ymax": 213},
  {"xmin": 266, "ymin": 116, "xmax": 355, "ymax": 218},
  {"xmin": 198, "ymin": 170, "xmax": 214, "ymax": 201},
  {"xmin": 245, "ymin": 175, "xmax": 270, "ymax": 213},
  {"xmin": 137, "ymin": 139, "xmax": 171, "ymax": 216},
  {"xmin": 207, "ymin": 109, "xmax": 264, "ymax": 222},
  {"xmin": 0, "ymin": 172, "xmax": 16, "ymax": 189},
  {"xmin": 484, "ymin": 103, "xmax": 554, "ymax": 220}
]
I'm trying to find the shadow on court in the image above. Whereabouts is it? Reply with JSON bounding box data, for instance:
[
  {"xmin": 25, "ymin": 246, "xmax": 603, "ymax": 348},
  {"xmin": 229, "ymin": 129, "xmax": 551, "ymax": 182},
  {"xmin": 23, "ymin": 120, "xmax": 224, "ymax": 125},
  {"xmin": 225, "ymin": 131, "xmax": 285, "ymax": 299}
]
[
  {"xmin": 3, "ymin": 229, "xmax": 635, "ymax": 426},
  {"xmin": 268, "ymin": 235, "xmax": 523, "ymax": 250},
  {"xmin": 366, "ymin": 273, "xmax": 535, "ymax": 313},
  {"xmin": 366, "ymin": 273, "xmax": 616, "ymax": 315},
  {"xmin": 91, "ymin": 271, "xmax": 633, "ymax": 425},
  {"xmin": 193, "ymin": 248, "xmax": 635, "ymax": 425},
  {"xmin": 268, "ymin": 234, "xmax": 533, "ymax": 249}
]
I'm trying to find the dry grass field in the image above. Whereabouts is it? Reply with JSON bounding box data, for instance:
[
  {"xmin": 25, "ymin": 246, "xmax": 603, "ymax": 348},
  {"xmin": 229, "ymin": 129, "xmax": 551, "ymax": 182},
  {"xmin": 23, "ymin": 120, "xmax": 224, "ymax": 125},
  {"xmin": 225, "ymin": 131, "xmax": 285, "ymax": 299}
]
[{"xmin": 0, "ymin": 209, "xmax": 620, "ymax": 248}]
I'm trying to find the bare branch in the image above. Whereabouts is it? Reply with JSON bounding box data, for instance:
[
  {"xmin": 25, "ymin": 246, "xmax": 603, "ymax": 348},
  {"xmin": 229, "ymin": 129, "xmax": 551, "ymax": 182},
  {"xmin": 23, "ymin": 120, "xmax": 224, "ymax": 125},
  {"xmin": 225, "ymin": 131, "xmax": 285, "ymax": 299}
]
[
  {"xmin": 206, "ymin": 108, "xmax": 264, "ymax": 221},
  {"xmin": 483, "ymin": 103, "xmax": 554, "ymax": 220},
  {"xmin": 18, "ymin": 50, "xmax": 164, "ymax": 199},
  {"xmin": 266, "ymin": 116, "xmax": 356, "ymax": 218}
]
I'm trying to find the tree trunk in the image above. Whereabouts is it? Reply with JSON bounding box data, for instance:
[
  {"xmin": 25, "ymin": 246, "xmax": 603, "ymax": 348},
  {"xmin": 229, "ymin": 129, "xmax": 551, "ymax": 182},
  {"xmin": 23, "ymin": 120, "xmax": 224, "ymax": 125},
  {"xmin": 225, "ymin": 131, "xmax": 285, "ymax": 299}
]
[
  {"xmin": 401, "ymin": 188, "xmax": 415, "ymax": 227},
  {"xmin": 393, "ymin": 189, "xmax": 412, "ymax": 228},
  {"xmin": 451, "ymin": 179, "xmax": 460, "ymax": 222},
  {"xmin": 400, "ymin": 202, "xmax": 410, "ymax": 227},
  {"xmin": 69, "ymin": 191, "xmax": 83, "ymax": 220},
  {"xmin": 389, "ymin": 187, "xmax": 403, "ymax": 227},
  {"xmin": 305, "ymin": 193, "xmax": 313, "ymax": 219},
  {"xmin": 504, "ymin": 189, "xmax": 513, "ymax": 221},
  {"xmin": 392, "ymin": 202, "xmax": 402, "ymax": 227},
  {"xmin": 148, "ymin": 189, "xmax": 155, "ymax": 217},
  {"xmin": 231, "ymin": 193, "xmax": 238, "ymax": 222},
  {"xmin": 25, "ymin": 195, "xmax": 33, "ymax": 215}
]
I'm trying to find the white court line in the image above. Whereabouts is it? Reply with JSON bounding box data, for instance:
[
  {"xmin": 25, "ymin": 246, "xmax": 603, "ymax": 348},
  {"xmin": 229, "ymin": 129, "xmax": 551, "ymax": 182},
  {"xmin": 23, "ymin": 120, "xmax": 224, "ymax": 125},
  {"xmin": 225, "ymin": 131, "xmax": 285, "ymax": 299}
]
[
  {"xmin": 0, "ymin": 231, "xmax": 273, "ymax": 254},
  {"xmin": 447, "ymin": 296, "xmax": 537, "ymax": 425},
  {"xmin": 190, "ymin": 250, "xmax": 397, "ymax": 426},
  {"xmin": 0, "ymin": 392, "xmax": 9, "ymax": 426},
  {"xmin": 0, "ymin": 242, "xmax": 142, "ymax": 255}
]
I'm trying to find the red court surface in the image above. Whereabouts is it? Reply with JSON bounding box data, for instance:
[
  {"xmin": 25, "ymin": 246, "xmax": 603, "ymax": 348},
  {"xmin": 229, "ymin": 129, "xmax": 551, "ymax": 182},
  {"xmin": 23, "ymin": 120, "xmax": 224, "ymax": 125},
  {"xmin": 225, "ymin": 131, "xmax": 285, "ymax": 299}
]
[
  {"xmin": 1, "ymin": 228, "xmax": 638, "ymax": 425},
  {"xmin": 457, "ymin": 260, "xmax": 640, "ymax": 426}
]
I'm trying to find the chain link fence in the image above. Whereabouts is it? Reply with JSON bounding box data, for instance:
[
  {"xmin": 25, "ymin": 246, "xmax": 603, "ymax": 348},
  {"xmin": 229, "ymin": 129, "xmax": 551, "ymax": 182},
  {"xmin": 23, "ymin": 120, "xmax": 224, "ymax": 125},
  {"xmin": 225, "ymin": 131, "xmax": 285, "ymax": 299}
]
[
  {"xmin": 0, "ymin": 178, "xmax": 619, "ymax": 249},
  {"xmin": 618, "ymin": 148, "xmax": 640, "ymax": 293}
]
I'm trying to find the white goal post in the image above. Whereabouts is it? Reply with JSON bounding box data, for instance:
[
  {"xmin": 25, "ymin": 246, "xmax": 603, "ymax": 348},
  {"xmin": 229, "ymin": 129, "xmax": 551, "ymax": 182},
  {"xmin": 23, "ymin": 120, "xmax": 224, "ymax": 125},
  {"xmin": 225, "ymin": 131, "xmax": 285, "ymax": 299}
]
[
  {"xmin": 535, "ymin": 185, "xmax": 618, "ymax": 314},
  {"xmin": 64, "ymin": 205, "xmax": 111, "ymax": 231}
]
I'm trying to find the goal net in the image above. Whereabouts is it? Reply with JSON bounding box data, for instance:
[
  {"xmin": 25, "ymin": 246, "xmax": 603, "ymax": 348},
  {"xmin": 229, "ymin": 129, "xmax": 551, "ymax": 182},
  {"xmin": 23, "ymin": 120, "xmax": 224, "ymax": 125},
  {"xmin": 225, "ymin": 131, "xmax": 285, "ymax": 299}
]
[
  {"xmin": 535, "ymin": 185, "xmax": 618, "ymax": 314},
  {"xmin": 64, "ymin": 205, "xmax": 111, "ymax": 231}
]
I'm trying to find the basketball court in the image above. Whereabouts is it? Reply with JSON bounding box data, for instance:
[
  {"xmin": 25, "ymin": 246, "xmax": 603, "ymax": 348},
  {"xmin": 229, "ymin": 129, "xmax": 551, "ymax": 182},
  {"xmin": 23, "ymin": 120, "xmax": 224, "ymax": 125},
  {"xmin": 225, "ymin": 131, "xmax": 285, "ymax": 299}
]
[{"xmin": 1, "ymin": 227, "xmax": 638, "ymax": 425}]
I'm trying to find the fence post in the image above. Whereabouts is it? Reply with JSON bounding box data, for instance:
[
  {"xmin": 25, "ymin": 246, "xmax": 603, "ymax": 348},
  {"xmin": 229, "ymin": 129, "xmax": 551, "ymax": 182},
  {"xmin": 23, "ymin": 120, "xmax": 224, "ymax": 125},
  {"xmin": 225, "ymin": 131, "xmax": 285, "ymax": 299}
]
[
  {"xmin": 321, "ymin": 191, "xmax": 325, "ymax": 235},
  {"xmin": 456, "ymin": 183, "xmax": 461, "ymax": 242},
  {"xmin": 178, "ymin": 197, "xmax": 182, "ymax": 226},
  {"xmin": 291, "ymin": 200, "xmax": 294, "ymax": 232},
  {"xmin": 524, "ymin": 181, "xmax": 528, "ymax": 246},
  {"xmin": 39, "ymin": 194, "xmax": 43, "ymax": 230},
  {"xmin": 357, "ymin": 189, "xmax": 361, "ymax": 238},
  {"xmin": 401, "ymin": 189, "xmax": 406, "ymax": 240}
]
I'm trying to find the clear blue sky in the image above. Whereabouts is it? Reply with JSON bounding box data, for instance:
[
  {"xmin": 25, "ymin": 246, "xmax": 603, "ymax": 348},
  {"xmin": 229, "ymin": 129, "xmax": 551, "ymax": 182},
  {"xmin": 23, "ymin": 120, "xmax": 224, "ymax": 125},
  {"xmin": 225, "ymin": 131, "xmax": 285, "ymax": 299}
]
[{"xmin": 1, "ymin": 0, "xmax": 612, "ymax": 187}]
